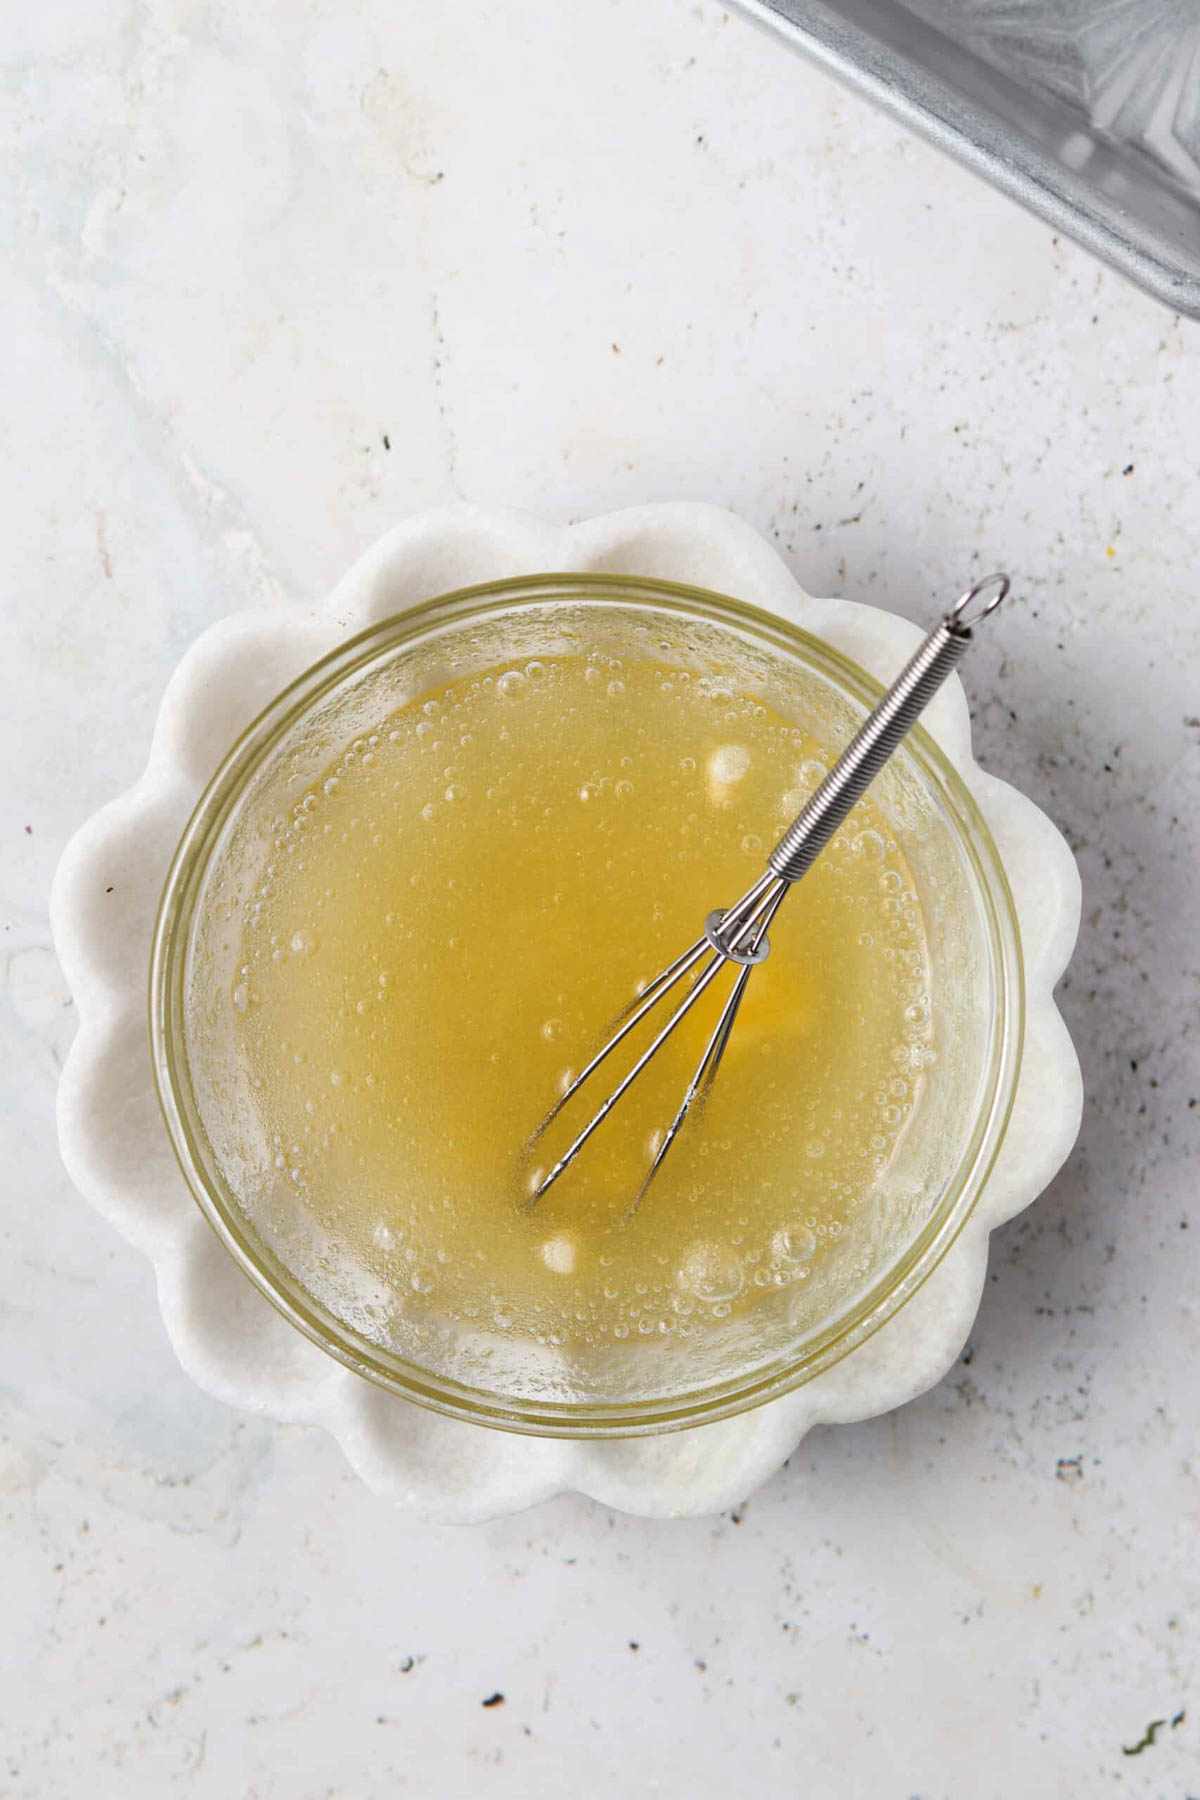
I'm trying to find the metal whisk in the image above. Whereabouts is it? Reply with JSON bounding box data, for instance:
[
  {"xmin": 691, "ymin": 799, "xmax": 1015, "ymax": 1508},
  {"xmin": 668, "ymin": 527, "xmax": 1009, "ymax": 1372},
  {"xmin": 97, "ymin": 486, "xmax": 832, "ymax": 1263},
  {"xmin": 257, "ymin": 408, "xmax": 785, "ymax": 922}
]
[{"xmin": 525, "ymin": 575, "xmax": 1009, "ymax": 1213}]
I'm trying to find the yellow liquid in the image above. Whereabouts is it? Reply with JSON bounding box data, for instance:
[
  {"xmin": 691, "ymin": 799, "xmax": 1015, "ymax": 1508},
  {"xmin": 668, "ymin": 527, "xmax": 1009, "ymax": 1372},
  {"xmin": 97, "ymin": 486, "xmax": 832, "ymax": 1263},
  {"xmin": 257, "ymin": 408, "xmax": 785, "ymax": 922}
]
[{"xmin": 233, "ymin": 650, "xmax": 932, "ymax": 1351}]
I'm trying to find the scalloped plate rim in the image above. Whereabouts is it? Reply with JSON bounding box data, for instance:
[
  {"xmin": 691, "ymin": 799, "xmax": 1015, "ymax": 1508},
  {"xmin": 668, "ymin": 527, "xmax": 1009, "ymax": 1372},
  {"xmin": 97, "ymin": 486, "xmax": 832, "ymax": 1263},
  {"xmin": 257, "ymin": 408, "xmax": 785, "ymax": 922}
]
[{"xmin": 51, "ymin": 502, "xmax": 1083, "ymax": 1520}]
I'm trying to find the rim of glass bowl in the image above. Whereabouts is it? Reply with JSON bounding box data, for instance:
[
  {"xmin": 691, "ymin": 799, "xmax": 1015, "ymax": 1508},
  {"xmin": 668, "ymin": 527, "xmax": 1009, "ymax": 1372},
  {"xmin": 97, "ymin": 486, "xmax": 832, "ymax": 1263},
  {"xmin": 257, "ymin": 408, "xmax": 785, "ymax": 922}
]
[{"xmin": 151, "ymin": 573, "xmax": 1024, "ymax": 1438}]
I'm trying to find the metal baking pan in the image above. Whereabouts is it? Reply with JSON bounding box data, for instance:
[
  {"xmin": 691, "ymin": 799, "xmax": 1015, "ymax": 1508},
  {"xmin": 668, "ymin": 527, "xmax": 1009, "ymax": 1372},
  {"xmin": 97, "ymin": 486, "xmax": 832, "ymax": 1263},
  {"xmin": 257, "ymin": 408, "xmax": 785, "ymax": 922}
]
[{"xmin": 735, "ymin": 0, "xmax": 1200, "ymax": 317}]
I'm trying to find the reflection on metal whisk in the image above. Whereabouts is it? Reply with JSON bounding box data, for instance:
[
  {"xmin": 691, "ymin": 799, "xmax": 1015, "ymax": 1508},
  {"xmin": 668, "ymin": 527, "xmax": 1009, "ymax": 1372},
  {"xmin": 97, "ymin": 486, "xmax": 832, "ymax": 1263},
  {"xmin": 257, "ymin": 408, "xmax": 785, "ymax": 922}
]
[{"xmin": 524, "ymin": 576, "xmax": 1009, "ymax": 1214}]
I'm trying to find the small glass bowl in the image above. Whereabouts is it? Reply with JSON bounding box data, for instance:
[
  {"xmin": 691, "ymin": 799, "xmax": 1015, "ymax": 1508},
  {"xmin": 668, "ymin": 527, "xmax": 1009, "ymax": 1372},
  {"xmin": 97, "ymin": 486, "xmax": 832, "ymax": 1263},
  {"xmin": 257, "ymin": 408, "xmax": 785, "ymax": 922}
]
[{"xmin": 151, "ymin": 575, "xmax": 1022, "ymax": 1437}]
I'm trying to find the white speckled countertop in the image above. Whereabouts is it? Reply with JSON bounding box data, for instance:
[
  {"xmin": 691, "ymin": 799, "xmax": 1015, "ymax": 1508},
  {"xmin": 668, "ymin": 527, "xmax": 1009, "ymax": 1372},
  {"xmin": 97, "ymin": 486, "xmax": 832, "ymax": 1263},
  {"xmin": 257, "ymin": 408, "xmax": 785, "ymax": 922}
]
[{"xmin": 3, "ymin": 2, "xmax": 1198, "ymax": 1794}]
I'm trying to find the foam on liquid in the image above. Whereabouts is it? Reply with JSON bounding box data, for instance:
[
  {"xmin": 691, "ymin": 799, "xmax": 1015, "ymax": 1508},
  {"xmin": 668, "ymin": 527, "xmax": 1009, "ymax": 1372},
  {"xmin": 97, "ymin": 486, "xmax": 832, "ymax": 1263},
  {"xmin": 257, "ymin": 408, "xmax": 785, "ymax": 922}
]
[{"xmin": 231, "ymin": 651, "xmax": 934, "ymax": 1351}]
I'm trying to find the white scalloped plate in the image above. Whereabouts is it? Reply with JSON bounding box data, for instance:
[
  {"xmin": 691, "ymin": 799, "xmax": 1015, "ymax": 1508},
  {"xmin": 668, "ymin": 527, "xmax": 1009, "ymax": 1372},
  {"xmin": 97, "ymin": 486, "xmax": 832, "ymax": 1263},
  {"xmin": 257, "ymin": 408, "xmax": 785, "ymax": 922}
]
[{"xmin": 51, "ymin": 504, "xmax": 1082, "ymax": 1521}]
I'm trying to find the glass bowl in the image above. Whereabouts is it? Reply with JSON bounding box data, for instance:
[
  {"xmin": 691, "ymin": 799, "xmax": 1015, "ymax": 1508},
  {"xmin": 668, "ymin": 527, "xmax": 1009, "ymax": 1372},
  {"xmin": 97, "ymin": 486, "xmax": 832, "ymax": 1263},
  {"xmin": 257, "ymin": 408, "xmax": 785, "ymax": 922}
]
[{"xmin": 151, "ymin": 574, "xmax": 1022, "ymax": 1436}]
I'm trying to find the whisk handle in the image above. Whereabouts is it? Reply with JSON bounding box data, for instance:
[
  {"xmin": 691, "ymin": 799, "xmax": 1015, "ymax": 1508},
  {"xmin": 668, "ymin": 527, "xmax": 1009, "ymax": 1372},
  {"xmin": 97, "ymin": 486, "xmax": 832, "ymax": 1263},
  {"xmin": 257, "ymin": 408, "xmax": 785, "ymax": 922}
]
[{"xmin": 767, "ymin": 575, "xmax": 1008, "ymax": 886}]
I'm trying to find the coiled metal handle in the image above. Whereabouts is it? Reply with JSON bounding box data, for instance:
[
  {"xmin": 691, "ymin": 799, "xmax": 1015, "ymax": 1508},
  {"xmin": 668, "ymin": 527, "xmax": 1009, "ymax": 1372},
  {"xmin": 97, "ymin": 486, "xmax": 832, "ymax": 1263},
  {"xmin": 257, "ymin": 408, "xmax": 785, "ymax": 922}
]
[{"xmin": 768, "ymin": 575, "xmax": 1008, "ymax": 886}]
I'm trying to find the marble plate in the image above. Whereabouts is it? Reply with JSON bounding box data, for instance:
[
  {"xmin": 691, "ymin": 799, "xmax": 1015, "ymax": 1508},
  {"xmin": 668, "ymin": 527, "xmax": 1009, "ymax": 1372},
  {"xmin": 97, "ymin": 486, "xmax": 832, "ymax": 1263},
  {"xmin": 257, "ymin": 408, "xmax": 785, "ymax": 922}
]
[{"xmin": 51, "ymin": 503, "xmax": 1082, "ymax": 1521}]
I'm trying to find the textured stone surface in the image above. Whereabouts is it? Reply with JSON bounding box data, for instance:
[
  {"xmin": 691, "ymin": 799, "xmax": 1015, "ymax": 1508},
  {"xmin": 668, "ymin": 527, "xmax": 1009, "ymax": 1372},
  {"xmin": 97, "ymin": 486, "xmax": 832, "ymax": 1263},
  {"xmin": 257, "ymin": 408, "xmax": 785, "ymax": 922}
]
[{"xmin": 2, "ymin": 1, "xmax": 1197, "ymax": 1794}]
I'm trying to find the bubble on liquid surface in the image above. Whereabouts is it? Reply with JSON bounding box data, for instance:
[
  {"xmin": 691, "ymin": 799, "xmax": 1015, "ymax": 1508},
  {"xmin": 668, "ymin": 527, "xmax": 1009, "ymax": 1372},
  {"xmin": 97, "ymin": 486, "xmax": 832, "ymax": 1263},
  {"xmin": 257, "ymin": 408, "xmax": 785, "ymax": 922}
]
[
  {"xmin": 852, "ymin": 830, "xmax": 886, "ymax": 862},
  {"xmin": 497, "ymin": 670, "xmax": 526, "ymax": 698},
  {"xmin": 290, "ymin": 930, "xmax": 317, "ymax": 955},
  {"xmin": 678, "ymin": 1241, "xmax": 744, "ymax": 1303},
  {"xmin": 772, "ymin": 1222, "xmax": 817, "ymax": 1264}
]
